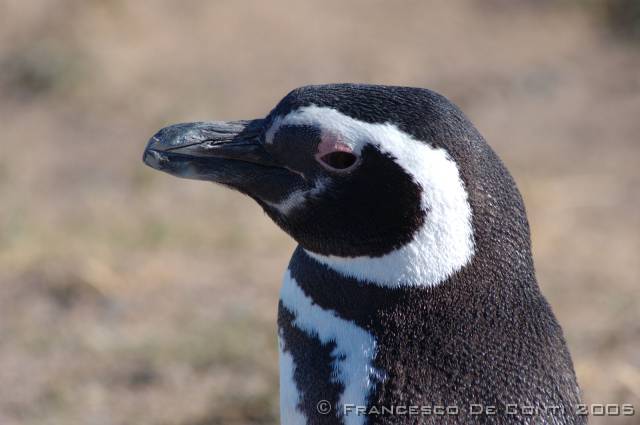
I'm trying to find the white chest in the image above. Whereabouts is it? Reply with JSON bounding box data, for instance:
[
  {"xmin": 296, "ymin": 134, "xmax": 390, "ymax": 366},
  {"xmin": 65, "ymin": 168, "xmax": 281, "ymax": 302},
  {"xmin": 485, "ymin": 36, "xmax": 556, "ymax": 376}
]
[{"xmin": 278, "ymin": 271, "xmax": 379, "ymax": 425}]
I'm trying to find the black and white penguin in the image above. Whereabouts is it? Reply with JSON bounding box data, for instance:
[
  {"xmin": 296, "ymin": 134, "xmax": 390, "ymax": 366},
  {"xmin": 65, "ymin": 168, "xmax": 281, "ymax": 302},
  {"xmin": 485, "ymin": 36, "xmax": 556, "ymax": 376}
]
[{"xmin": 143, "ymin": 84, "xmax": 585, "ymax": 424}]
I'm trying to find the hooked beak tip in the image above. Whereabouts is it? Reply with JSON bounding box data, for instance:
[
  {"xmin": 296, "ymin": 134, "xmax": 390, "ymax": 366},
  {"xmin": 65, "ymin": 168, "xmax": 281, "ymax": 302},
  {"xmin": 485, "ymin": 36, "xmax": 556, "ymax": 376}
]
[
  {"xmin": 142, "ymin": 148, "xmax": 165, "ymax": 169},
  {"xmin": 141, "ymin": 119, "xmax": 280, "ymax": 177}
]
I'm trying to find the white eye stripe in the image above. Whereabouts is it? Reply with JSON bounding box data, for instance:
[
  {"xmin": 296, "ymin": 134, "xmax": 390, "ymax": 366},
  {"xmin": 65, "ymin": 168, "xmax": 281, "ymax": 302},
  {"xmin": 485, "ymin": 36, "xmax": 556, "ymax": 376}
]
[{"xmin": 269, "ymin": 105, "xmax": 475, "ymax": 288}]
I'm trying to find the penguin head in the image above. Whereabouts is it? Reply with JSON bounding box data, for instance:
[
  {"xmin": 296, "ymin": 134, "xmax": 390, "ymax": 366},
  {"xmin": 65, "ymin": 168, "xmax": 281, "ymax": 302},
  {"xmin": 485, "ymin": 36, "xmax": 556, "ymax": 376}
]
[{"xmin": 144, "ymin": 84, "xmax": 526, "ymax": 284}]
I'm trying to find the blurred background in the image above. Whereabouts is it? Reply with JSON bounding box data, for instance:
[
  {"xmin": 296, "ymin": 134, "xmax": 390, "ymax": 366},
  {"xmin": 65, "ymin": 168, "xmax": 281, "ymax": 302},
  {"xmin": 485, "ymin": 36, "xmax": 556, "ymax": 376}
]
[{"xmin": 1, "ymin": 1, "xmax": 639, "ymax": 424}]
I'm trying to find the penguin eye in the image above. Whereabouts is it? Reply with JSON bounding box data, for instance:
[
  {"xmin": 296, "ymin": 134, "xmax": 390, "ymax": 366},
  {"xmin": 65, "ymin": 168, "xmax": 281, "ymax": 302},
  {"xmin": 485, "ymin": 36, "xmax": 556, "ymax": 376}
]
[{"xmin": 318, "ymin": 151, "xmax": 358, "ymax": 171}]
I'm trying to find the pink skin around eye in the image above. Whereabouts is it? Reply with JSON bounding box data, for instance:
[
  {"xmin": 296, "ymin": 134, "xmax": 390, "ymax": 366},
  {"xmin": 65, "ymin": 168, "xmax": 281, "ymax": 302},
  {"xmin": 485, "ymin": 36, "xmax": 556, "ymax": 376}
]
[{"xmin": 315, "ymin": 133, "xmax": 354, "ymax": 159}]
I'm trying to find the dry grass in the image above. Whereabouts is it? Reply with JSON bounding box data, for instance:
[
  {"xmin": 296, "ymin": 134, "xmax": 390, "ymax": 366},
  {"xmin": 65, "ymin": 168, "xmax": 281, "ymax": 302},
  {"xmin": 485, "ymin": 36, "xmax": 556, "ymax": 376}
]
[{"xmin": 0, "ymin": 1, "xmax": 638, "ymax": 424}]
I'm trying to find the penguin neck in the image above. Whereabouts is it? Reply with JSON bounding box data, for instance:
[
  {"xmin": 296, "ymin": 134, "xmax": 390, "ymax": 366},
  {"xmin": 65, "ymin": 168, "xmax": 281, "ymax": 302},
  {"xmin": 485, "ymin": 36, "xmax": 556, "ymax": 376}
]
[
  {"xmin": 302, "ymin": 208, "xmax": 475, "ymax": 289},
  {"xmin": 285, "ymin": 237, "xmax": 536, "ymax": 333}
]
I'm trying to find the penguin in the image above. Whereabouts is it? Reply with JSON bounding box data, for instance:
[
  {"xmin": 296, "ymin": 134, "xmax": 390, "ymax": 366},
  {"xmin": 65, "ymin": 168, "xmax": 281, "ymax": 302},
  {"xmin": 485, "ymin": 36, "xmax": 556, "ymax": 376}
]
[{"xmin": 143, "ymin": 84, "xmax": 585, "ymax": 424}]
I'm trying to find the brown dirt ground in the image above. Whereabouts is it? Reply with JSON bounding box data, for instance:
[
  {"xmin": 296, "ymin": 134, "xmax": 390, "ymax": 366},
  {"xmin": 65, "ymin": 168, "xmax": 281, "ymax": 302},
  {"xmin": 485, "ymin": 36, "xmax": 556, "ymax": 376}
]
[{"xmin": 0, "ymin": 1, "xmax": 638, "ymax": 424}]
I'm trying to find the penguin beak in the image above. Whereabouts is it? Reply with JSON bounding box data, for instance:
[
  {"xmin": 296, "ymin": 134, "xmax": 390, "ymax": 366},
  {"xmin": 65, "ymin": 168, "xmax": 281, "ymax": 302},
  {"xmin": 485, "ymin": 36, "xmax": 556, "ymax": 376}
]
[
  {"xmin": 143, "ymin": 119, "xmax": 299, "ymax": 201},
  {"xmin": 143, "ymin": 119, "xmax": 278, "ymax": 173}
]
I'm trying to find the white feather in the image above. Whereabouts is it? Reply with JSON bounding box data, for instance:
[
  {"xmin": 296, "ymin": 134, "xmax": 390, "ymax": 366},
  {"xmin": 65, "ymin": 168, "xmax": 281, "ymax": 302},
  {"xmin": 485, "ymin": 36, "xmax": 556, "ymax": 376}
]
[
  {"xmin": 264, "ymin": 177, "xmax": 329, "ymax": 215},
  {"xmin": 270, "ymin": 106, "xmax": 476, "ymax": 287},
  {"xmin": 279, "ymin": 271, "xmax": 379, "ymax": 425},
  {"xmin": 279, "ymin": 334, "xmax": 308, "ymax": 425}
]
